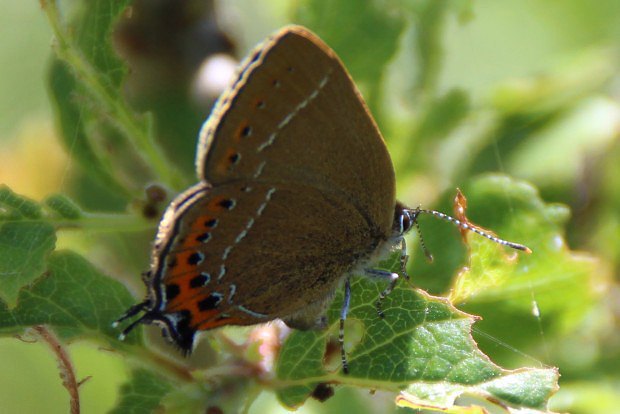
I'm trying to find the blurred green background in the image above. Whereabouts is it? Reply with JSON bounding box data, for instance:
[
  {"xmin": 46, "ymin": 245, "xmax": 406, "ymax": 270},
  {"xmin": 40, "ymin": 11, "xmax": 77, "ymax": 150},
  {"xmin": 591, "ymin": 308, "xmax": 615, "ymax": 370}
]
[{"xmin": 0, "ymin": 0, "xmax": 618, "ymax": 413}]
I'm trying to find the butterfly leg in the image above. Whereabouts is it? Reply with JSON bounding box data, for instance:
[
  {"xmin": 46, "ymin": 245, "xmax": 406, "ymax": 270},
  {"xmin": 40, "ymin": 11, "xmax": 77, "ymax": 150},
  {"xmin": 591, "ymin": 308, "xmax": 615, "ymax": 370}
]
[
  {"xmin": 366, "ymin": 236, "xmax": 409, "ymax": 318},
  {"xmin": 398, "ymin": 236, "xmax": 410, "ymax": 280},
  {"xmin": 365, "ymin": 269, "xmax": 399, "ymax": 318},
  {"xmin": 339, "ymin": 277, "xmax": 352, "ymax": 374}
]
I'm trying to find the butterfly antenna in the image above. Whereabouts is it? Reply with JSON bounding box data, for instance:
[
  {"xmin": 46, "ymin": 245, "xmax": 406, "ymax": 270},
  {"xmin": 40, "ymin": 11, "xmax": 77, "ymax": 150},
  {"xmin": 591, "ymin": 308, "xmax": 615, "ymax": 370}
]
[
  {"xmin": 413, "ymin": 213, "xmax": 434, "ymax": 262},
  {"xmin": 418, "ymin": 209, "xmax": 532, "ymax": 253}
]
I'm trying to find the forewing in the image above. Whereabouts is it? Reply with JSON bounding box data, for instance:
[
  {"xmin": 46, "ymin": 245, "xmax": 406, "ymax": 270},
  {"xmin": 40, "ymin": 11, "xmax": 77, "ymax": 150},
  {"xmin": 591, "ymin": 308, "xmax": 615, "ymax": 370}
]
[{"xmin": 197, "ymin": 25, "xmax": 395, "ymax": 234}]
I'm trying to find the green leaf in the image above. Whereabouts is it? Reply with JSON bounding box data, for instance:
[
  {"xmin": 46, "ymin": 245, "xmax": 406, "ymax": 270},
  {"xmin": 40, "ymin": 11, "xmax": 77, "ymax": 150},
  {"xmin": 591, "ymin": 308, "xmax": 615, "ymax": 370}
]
[
  {"xmin": 46, "ymin": 0, "xmax": 138, "ymax": 196},
  {"xmin": 0, "ymin": 185, "xmax": 42, "ymax": 219},
  {"xmin": 398, "ymin": 368, "xmax": 559, "ymax": 413},
  {"xmin": 275, "ymin": 175, "xmax": 560, "ymax": 411},
  {"xmin": 0, "ymin": 187, "xmax": 55, "ymax": 307},
  {"xmin": 70, "ymin": 1, "xmax": 132, "ymax": 82},
  {"xmin": 0, "ymin": 222, "xmax": 55, "ymax": 308},
  {"xmin": 275, "ymin": 277, "xmax": 558, "ymax": 411},
  {"xmin": 48, "ymin": 59, "xmax": 132, "ymax": 198},
  {"xmin": 44, "ymin": 0, "xmax": 185, "ymax": 194},
  {"xmin": 0, "ymin": 250, "xmax": 140, "ymax": 346},
  {"xmin": 109, "ymin": 369, "xmax": 173, "ymax": 414},
  {"xmin": 44, "ymin": 193, "xmax": 83, "ymax": 219},
  {"xmin": 452, "ymin": 175, "xmax": 604, "ymax": 341},
  {"xmin": 406, "ymin": 174, "xmax": 604, "ymax": 370}
]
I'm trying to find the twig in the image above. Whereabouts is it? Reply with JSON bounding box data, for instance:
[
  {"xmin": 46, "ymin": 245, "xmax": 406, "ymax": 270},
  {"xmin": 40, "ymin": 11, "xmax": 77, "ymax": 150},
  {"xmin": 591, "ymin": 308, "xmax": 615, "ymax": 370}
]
[{"xmin": 32, "ymin": 326, "xmax": 81, "ymax": 414}]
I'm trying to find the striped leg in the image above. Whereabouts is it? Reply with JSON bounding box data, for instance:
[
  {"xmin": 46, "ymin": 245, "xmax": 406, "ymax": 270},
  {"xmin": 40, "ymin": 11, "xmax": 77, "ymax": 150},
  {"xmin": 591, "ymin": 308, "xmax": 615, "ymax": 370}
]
[
  {"xmin": 366, "ymin": 236, "xmax": 409, "ymax": 318},
  {"xmin": 398, "ymin": 236, "xmax": 410, "ymax": 280},
  {"xmin": 365, "ymin": 269, "xmax": 399, "ymax": 318}
]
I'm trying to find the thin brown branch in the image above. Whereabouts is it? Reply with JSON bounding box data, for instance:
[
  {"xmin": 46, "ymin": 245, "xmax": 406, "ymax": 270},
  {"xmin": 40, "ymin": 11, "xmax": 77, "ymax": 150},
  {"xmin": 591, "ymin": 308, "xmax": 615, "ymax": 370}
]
[{"xmin": 32, "ymin": 326, "xmax": 80, "ymax": 414}]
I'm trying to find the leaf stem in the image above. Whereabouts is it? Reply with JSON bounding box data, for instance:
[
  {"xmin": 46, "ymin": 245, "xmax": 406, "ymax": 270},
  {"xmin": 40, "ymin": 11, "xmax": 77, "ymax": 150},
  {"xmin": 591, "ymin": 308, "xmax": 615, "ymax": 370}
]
[
  {"xmin": 0, "ymin": 213, "xmax": 156, "ymax": 233},
  {"xmin": 138, "ymin": 348, "xmax": 195, "ymax": 383}
]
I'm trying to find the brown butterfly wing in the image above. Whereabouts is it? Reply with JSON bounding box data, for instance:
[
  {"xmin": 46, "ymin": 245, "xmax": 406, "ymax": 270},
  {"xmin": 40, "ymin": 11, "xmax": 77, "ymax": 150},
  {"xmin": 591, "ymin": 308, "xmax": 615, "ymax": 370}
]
[
  {"xmin": 153, "ymin": 182, "xmax": 379, "ymax": 335},
  {"xmin": 197, "ymin": 25, "xmax": 395, "ymax": 235}
]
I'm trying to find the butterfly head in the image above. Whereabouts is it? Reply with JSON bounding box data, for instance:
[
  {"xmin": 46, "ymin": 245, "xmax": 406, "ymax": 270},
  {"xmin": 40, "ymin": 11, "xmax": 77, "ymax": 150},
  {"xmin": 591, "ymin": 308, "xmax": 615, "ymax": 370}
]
[{"xmin": 393, "ymin": 201, "xmax": 420, "ymax": 236}]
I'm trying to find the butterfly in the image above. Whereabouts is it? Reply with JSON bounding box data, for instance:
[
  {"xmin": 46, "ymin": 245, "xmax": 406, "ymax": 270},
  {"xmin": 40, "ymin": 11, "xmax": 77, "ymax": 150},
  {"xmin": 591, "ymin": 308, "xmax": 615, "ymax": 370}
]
[{"xmin": 115, "ymin": 25, "xmax": 528, "ymax": 373}]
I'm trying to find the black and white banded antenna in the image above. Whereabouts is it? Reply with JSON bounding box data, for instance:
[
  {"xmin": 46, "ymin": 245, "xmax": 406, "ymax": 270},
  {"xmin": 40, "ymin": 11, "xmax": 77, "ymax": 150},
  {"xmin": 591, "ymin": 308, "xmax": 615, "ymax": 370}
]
[{"xmin": 415, "ymin": 208, "xmax": 532, "ymax": 253}]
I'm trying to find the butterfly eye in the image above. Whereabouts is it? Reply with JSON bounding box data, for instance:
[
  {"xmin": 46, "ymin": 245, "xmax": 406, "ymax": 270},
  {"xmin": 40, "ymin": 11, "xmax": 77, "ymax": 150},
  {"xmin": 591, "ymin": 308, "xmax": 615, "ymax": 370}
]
[
  {"xmin": 394, "ymin": 202, "xmax": 415, "ymax": 234},
  {"xmin": 400, "ymin": 212, "xmax": 412, "ymax": 234}
]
